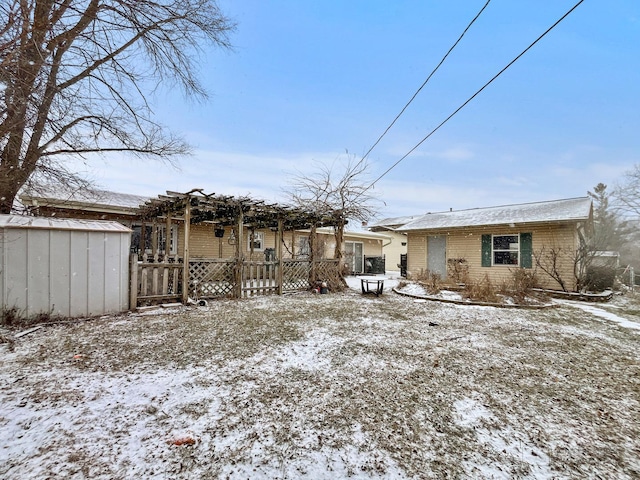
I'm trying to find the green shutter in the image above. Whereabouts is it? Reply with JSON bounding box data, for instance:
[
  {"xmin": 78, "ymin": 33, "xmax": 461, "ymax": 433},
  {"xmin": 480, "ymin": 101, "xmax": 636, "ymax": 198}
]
[
  {"xmin": 520, "ymin": 232, "xmax": 532, "ymax": 268},
  {"xmin": 481, "ymin": 234, "xmax": 491, "ymax": 267}
]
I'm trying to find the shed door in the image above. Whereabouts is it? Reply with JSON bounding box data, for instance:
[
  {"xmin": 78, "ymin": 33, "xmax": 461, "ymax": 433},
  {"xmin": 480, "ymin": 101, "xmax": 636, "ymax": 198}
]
[{"xmin": 427, "ymin": 235, "xmax": 447, "ymax": 279}]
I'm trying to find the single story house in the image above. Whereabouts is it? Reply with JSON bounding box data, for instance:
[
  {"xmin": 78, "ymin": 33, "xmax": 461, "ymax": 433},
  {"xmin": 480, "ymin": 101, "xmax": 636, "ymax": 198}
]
[
  {"xmin": 397, "ymin": 197, "xmax": 593, "ymax": 291},
  {"xmin": 20, "ymin": 188, "xmax": 386, "ymax": 272}
]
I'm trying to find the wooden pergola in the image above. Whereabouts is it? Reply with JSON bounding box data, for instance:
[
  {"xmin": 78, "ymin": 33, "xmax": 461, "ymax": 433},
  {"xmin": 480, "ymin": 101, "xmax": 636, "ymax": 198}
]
[{"xmin": 135, "ymin": 189, "xmax": 344, "ymax": 303}]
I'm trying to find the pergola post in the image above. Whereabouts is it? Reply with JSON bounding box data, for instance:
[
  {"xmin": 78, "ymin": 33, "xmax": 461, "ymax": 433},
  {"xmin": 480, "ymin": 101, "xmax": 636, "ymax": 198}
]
[
  {"xmin": 181, "ymin": 196, "xmax": 191, "ymax": 304},
  {"xmin": 291, "ymin": 230, "xmax": 296, "ymax": 258},
  {"xmin": 310, "ymin": 224, "xmax": 317, "ymax": 287},
  {"xmin": 276, "ymin": 218, "xmax": 283, "ymax": 295},
  {"xmin": 235, "ymin": 208, "xmax": 244, "ymax": 298},
  {"xmin": 165, "ymin": 213, "xmax": 172, "ymax": 259},
  {"xmin": 151, "ymin": 221, "xmax": 158, "ymax": 261},
  {"xmin": 139, "ymin": 220, "xmax": 146, "ymax": 259}
]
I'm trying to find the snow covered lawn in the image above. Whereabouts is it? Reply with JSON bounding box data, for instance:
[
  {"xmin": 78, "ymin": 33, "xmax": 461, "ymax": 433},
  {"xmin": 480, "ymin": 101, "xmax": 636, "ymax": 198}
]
[{"xmin": 1, "ymin": 282, "xmax": 639, "ymax": 479}]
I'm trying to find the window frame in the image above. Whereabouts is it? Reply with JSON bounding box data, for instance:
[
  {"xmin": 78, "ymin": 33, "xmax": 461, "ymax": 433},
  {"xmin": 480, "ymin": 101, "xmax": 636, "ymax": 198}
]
[
  {"xmin": 298, "ymin": 235, "xmax": 310, "ymax": 257},
  {"xmin": 131, "ymin": 223, "xmax": 178, "ymax": 255},
  {"xmin": 248, "ymin": 231, "xmax": 265, "ymax": 252},
  {"xmin": 491, "ymin": 234, "xmax": 520, "ymax": 266}
]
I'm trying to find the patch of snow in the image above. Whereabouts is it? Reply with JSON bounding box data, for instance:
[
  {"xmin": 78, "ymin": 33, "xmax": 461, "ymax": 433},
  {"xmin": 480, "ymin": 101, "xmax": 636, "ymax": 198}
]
[
  {"xmin": 396, "ymin": 282, "xmax": 427, "ymax": 296},
  {"xmin": 439, "ymin": 290, "xmax": 463, "ymax": 301},
  {"xmin": 454, "ymin": 398, "xmax": 553, "ymax": 479},
  {"xmin": 556, "ymin": 300, "xmax": 640, "ymax": 331}
]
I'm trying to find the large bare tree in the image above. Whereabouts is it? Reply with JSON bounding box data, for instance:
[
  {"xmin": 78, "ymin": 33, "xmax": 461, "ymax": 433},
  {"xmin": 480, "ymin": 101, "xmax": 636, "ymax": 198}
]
[
  {"xmin": 286, "ymin": 155, "xmax": 379, "ymax": 263},
  {"xmin": 0, "ymin": 0, "xmax": 234, "ymax": 213}
]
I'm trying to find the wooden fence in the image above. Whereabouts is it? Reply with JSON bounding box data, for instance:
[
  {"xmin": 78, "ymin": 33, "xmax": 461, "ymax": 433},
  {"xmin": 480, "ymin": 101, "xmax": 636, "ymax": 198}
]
[{"xmin": 130, "ymin": 255, "xmax": 341, "ymax": 307}]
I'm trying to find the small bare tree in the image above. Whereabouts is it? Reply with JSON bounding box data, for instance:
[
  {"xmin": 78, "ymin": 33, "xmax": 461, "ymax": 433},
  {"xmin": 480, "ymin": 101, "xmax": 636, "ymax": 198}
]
[
  {"xmin": 0, "ymin": 0, "xmax": 234, "ymax": 213},
  {"xmin": 534, "ymin": 246, "xmax": 569, "ymax": 292},
  {"xmin": 285, "ymin": 154, "xmax": 379, "ymax": 263},
  {"xmin": 534, "ymin": 235, "xmax": 594, "ymax": 292}
]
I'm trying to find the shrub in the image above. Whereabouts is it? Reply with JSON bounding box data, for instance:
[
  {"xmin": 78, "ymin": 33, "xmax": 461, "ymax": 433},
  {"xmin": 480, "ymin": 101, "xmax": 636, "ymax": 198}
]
[
  {"xmin": 463, "ymin": 275, "xmax": 498, "ymax": 303},
  {"xmin": 1, "ymin": 307, "xmax": 55, "ymax": 328},
  {"xmin": 504, "ymin": 268, "xmax": 539, "ymax": 304},
  {"xmin": 584, "ymin": 266, "xmax": 616, "ymax": 292},
  {"xmin": 447, "ymin": 258, "xmax": 469, "ymax": 284}
]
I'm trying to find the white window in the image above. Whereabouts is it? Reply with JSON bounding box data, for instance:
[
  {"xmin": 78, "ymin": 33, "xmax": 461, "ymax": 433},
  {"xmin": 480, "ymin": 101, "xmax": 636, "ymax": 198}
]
[
  {"xmin": 248, "ymin": 231, "xmax": 264, "ymax": 251},
  {"xmin": 131, "ymin": 224, "xmax": 177, "ymax": 255},
  {"xmin": 492, "ymin": 234, "xmax": 519, "ymax": 265},
  {"xmin": 298, "ymin": 236, "xmax": 310, "ymax": 257}
]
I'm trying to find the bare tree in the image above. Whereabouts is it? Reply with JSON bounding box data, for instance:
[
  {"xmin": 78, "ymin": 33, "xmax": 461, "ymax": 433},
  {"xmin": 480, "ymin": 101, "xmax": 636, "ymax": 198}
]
[
  {"xmin": 0, "ymin": 0, "xmax": 234, "ymax": 213},
  {"xmin": 614, "ymin": 164, "xmax": 640, "ymax": 218},
  {"xmin": 285, "ymin": 154, "xmax": 379, "ymax": 263},
  {"xmin": 534, "ymin": 246, "xmax": 569, "ymax": 292},
  {"xmin": 533, "ymin": 233, "xmax": 595, "ymax": 292}
]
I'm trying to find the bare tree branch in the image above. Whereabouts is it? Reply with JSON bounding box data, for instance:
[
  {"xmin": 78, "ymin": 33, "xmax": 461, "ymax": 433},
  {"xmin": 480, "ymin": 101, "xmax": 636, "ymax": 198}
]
[
  {"xmin": 285, "ymin": 153, "xmax": 380, "ymax": 263},
  {"xmin": 0, "ymin": 0, "xmax": 235, "ymax": 213}
]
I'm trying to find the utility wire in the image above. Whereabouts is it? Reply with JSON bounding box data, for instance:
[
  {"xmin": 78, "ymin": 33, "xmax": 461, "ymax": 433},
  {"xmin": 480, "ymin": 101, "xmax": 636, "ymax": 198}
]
[
  {"xmin": 356, "ymin": 0, "xmax": 492, "ymax": 169},
  {"xmin": 363, "ymin": 0, "xmax": 585, "ymax": 194}
]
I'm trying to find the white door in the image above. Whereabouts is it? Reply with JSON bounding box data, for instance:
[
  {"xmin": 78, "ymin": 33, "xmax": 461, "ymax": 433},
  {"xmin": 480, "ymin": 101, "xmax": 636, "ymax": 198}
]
[{"xmin": 345, "ymin": 241, "xmax": 364, "ymax": 274}]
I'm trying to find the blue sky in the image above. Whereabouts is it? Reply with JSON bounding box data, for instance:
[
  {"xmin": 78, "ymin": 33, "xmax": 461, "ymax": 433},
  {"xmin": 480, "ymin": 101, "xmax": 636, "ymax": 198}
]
[{"xmin": 85, "ymin": 0, "xmax": 640, "ymax": 220}]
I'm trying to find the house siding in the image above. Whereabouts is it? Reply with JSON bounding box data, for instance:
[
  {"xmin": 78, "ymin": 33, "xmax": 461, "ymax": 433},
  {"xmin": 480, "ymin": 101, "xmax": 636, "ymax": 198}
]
[
  {"xmin": 378, "ymin": 231, "xmax": 406, "ymax": 272},
  {"xmin": 406, "ymin": 223, "xmax": 581, "ymax": 290},
  {"xmin": 174, "ymin": 225, "xmax": 385, "ymax": 261}
]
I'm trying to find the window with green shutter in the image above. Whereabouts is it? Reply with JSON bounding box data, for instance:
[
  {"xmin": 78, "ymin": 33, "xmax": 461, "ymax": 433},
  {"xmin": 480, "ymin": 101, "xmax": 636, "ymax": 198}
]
[
  {"xmin": 520, "ymin": 232, "xmax": 533, "ymax": 268},
  {"xmin": 481, "ymin": 234, "xmax": 491, "ymax": 267},
  {"xmin": 482, "ymin": 232, "xmax": 532, "ymax": 267}
]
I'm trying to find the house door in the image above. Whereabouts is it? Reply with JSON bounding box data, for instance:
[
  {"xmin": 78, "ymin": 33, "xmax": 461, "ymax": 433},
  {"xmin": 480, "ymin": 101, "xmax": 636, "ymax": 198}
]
[
  {"xmin": 427, "ymin": 235, "xmax": 447, "ymax": 279},
  {"xmin": 345, "ymin": 241, "xmax": 364, "ymax": 274}
]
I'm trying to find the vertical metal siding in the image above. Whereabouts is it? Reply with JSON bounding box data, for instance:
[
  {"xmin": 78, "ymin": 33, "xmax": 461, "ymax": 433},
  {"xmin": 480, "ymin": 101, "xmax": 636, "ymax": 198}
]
[
  {"xmin": 26, "ymin": 228, "xmax": 51, "ymax": 317},
  {"xmin": 50, "ymin": 230, "xmax": 72, "ymax": 316},
  {"xmin": 69, "ymin": 231, "xmax": 89, "ymax": 317},
  {"xmin": 1, "ymin": 218, "xmax": 131, "ymax": 319},
  {"xmin": 88, "ymin": 233, "xmax": 106, "ymax": 316},
  {"xmin": 5, "ymin": 229, "xmax": 28, "ymax": 312}
]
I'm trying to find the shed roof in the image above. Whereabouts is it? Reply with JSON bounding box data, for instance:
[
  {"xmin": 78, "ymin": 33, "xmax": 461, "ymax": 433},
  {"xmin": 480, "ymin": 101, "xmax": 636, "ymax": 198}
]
[
  {"xmin": 397, "ymin": 197, "xmax": 592, "ymax": 231},
  {"xmin": 0, "ymin": 214, "xmax": 131, "ymax": 232}
]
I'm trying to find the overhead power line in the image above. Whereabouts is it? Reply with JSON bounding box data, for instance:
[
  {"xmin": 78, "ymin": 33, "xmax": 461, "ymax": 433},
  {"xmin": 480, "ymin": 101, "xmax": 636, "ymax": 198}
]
[
  {"xmin": 363, "ymin": 0, "xmax": 586, "ymax": 194},
  {"xmin": 356, "ymin": 0, "xmax": 492, "ymax": 170}
]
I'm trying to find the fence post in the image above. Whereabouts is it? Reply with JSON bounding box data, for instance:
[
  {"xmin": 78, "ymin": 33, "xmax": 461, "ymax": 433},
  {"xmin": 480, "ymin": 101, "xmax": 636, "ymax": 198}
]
[{"xmin": 129, "ymin": 253, "xmax": 138, "ymax": 310}]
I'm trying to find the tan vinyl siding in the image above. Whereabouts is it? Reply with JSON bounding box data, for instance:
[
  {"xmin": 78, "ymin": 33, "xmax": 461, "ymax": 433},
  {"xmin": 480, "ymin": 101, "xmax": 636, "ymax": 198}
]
[
  {"xmin": 406, "ymin": 232, "xmax": 427, "ymax": 276},
  {"xmin": 177, "ymin": 225, "xmax": 278, "ymax": 259},
  {"xmin": 346, "ymin": 237, "xmax": 383, "ymax": 257},
  {"xmin": 172, "ymin": 226, "xmax": 384, "ymax": 262},
  {"xmin": 406, "ymin": 222, "xmax": 582, "ymax": 291},
  {"xmin": 380, "ymin": 231, "xmax": 407, "ymax": 272}
]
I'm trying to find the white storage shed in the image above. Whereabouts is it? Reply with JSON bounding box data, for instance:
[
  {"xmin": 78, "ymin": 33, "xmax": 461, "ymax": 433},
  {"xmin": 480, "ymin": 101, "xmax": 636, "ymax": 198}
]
[{"xmin": 0, "ymin": 215, "xmax": 131, "ymax": 319}]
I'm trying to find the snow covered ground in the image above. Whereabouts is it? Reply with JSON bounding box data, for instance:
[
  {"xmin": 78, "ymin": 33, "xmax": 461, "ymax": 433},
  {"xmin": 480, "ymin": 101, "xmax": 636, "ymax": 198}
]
[{"xmin": 1, "ymin": 279, "xmax": 639, "ymax": 479}]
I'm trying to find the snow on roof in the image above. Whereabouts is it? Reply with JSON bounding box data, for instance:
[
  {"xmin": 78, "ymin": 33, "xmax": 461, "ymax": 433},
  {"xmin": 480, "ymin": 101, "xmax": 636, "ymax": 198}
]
[
  {"xmin": 398, "ymin": 197, "xmax": 592, "ymax": 231},
  {"xmin": 370, "ymin": 215, "xmax": 419, "ymax": 229},
  {"xmin": 0, "ymin": 214, "xmax": 132, "ymax": 232},
  {"xmin": 305, "ymin": 226, "xmax": 391, "ymax": 240},
  {"xmin": 20, "ymin": 186, "xmax": 149, "ymax": 210}
]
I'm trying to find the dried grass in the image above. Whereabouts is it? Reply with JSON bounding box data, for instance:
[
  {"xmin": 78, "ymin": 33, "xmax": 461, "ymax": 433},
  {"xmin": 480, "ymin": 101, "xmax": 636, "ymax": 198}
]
[{"xmin": 2, "ymin": 291, "xmax": 639, "ymax": 478}]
